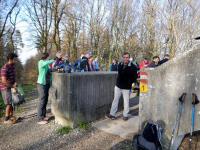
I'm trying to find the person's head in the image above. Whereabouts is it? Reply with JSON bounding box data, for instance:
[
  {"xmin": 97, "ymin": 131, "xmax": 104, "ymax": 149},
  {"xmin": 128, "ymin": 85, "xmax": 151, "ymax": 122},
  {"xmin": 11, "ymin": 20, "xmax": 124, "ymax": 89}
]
[
  {"xmin": 7, "ymin": 53, "xmax": 18, "ymax": 64},
  {"xmin": 112, "ymin": 59, "xmax": 117, "ymax": 64},
  {"xmin": 62, "ymin": 54, "xmax": 69, "ymax": 61},
  {"xmin": 152, "ymin": 56, "xmax": 160, "ymax": 64},
  {"xmin": 143, "ymin": 57, "xmax": 148, "ymax": 63},
  {"xmin": 80, "ymin": 51, "xmax": 85, "ymax": 58},
  {"xmin": 85, "ymin": 51, "xmax": 92, "ymax": 59},
  {"xmin": 41, "ymin": 52, "xmax": 49, "ymax": 60},
  {"xmin": 88, "ymin": 56, "xmax": 94, "ymax": 62},
  {"xmin": 164, "ymin": 54, "xmax": 170, "ymax": 60},
  {"xmin": 122, "ymin": 52, "xmax": 130, "ymax": 65},
  {"xmin": 94, "ymin": 57, "xmax": 98, "ymax": 62},
  {"xmin": 56, "ymin": 51, "xmax": 62, "ymax": 60}
]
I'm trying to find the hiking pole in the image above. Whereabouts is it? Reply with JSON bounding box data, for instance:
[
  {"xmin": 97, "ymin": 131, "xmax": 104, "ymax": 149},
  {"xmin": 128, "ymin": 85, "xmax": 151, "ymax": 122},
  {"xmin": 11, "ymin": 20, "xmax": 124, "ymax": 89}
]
[
  {"xmin": 169, "ymin": 93, "xmax": 186, "ymax": 150},
  {"xmin": 189, "ymin": 93, "xmax": 199, "ymax": 150}
]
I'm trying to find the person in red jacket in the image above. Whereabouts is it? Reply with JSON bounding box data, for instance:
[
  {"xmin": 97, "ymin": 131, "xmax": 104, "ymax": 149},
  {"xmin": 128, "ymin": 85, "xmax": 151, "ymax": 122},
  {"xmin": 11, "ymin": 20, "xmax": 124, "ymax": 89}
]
[{"xmin": 139, "ymin": 58, "xmax": 150, "ymax": 70}]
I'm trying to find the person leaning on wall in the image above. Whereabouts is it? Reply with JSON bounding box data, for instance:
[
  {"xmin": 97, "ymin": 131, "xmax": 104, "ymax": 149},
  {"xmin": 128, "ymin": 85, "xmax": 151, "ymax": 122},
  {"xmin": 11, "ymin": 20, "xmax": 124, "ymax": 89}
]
[{"xmin": 37, "ymin": 52, "xmax": 54, "ymax": 125}]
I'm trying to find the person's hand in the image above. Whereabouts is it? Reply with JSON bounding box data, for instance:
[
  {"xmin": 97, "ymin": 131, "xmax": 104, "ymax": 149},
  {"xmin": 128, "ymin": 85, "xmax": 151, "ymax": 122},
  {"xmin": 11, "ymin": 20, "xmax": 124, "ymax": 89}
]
[{"xmin": 13, "ymin": 82, "xmax": 17, "ymax": 88}]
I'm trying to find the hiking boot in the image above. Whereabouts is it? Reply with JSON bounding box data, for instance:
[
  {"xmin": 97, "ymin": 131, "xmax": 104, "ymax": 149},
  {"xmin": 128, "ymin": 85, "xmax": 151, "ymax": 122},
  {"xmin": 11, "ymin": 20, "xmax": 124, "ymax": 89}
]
[
  {"xmin": 106, "ymin": 114, "xmax": 116, "ymax": 120},
  {"xmin": 37, "ymin": 120, "xmax": 48, "ymax": 125},
  {"xmin": 123, "ymin": 117, "xmax": 128, "ymax": 121},
  {"xmin": 43, "ymin": 117, "xmax": 49, "ymax": 121}
]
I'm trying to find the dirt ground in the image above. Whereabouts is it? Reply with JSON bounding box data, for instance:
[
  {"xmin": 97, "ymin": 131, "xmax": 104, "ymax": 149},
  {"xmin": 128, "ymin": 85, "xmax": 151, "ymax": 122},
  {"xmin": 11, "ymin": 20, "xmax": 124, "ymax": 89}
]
[{"xmin": 0, "ymin": 89, "xmax": 133, "ymax": 150}]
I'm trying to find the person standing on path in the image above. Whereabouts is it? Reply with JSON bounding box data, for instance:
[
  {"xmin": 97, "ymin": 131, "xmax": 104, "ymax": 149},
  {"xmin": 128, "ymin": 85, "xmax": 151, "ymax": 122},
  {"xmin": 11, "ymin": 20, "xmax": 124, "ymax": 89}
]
[
  {"xmin": 107, "ymin": 52, "xmax": 138, "ymax": 121},
  {"xmin": 0, "ymin": 53, "xmax": 18, "ymax": 124},
  {"xmin": 37, "ymin": 53, "xmax": 54, "ymax": 125}
]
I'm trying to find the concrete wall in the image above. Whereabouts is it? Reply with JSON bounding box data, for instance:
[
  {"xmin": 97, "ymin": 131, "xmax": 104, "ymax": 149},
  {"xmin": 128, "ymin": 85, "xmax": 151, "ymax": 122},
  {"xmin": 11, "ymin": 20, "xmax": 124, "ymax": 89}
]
[
  {"xmin": 49, "ymin": 71, "xmax": 118, "ymax": 127},
  {"xmin": 139, "ymin": 46, "xmax": 200, "ymax": 141}
]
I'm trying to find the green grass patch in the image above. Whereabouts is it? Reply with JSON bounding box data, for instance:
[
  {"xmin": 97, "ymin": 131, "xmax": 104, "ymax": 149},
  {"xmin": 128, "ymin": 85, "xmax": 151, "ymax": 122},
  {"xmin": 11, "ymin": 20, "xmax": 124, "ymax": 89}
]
[
  {"xmin": 78, "ymin": 121, "xmax": 91, "ymax": 130},
  {"xmin": 56, "ymin": 126, "xmax": 72, "ymax": 135},
  {"xmin": 22, "ymin": 84, "xmax": 36, "ymax": 94}
]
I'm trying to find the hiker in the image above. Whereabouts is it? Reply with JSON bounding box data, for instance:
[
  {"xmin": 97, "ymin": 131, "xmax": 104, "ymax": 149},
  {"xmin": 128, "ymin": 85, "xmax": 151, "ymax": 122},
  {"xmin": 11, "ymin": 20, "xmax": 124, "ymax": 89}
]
[
  {"xmin": 88, "ymin": 55, "xmax": 96, "ymax": 71},
  {"xmin": 107, "ymin": 52, "xmax": 138, "ymax": 121},
  {"xmin": 139, "ymin": 57, "xmax": 150, "ymax": 70},
  {"xmin": 93, "ymin": 57, "xmax": 100, "ymax": 71},
  {"xmin": 74, "ymin": 52, "xmax": 84, "ymax": 72},
  {"xmin": 0, "ymin": 53, "xmax": 18, "ymax": 124},
  {"xmin": 159, "ymin": 54, "xmax": 170, "ymax": 65},
  {"xmin": 60, "ymin": 54, "xmax": 72, "ymax": 73},
  {"xmin": 110, "ymin": 59, "xmax": 118, "ymax": 71},
  {"xmin": 37, "ymin": 53, "xmax": 54, "ymax": 125},
  {"xmin": 52, "ymin": 51, "xmax": 64, "ymax": 72},
  {"xmin": 74, "ymin": 52, "xmax": 89, "ymax": 72},
  {"xmin": 148, "ymin": 56, "xmax": 160, "ymax": 68}
]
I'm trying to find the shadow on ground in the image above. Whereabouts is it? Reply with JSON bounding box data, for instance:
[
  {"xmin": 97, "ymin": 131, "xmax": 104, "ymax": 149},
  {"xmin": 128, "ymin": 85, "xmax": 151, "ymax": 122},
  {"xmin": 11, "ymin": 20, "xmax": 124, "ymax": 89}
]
[{"xmin": 110, "ymin": 139, "xmax": 134, "ymax": 150}]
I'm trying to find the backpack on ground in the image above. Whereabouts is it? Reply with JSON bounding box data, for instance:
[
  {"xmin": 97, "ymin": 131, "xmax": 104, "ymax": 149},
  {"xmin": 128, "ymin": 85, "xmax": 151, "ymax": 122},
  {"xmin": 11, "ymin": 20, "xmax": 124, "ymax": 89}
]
[
  {"xmin": 133, "ymin": 121, "xmax": 163, "ymax": 150},
  {"xmin": 12, "ymin": 87, "xmax": 25, "ymax": 105}
]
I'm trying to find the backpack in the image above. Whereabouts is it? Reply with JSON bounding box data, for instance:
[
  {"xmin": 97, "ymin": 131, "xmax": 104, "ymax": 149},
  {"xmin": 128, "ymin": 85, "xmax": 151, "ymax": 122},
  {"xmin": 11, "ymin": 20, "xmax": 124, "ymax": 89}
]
[
  {"xmin": 79, "ymin": 57, "xmax": 88, "ymax": 71},
  {"xmin": 133, "ymin": 121, "xmax": 163, "ymax": 150},
  {"xmin": 75, "ymin": 57, "xmax": 88, "ymax": 72},
  {"xmin": 12, "ymin": 87, "xmax": 25, "ymax": 105}
]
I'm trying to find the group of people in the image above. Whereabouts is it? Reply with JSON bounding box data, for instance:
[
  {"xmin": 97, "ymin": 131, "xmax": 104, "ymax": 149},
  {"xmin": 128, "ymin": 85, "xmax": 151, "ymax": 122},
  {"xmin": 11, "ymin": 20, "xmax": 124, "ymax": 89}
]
[
  {"xmin": 0, "ymin": 51, "xmax": 170, "ymax": 124},
  {"xmin": 51, "ymin": 51, "xmax": 100, "ymax": 73},
  {"xmin": 110, "ymin": 54, "xmax": 170, "ymax": 72},
  {"xmin": 107, "ymin": 54, "xmax": 170, "ymax": 121},
  {"xmin": 139, "ymin": 54, "xmax": 170, "ymax": 70}
]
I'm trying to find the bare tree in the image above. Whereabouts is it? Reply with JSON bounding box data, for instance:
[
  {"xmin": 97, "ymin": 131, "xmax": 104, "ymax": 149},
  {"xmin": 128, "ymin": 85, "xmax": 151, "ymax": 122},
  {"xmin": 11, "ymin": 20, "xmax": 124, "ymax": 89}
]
[
  {"xmin": 25, "ymin": 0, "xmax": 53, "ymax": 53},
  {"xmin": 0, "ymin": 0, "xmax": 19, "ymax": 64},
  {"xmin": 52, "ymin": 0, "xmax": 68, "ymax": 51}
]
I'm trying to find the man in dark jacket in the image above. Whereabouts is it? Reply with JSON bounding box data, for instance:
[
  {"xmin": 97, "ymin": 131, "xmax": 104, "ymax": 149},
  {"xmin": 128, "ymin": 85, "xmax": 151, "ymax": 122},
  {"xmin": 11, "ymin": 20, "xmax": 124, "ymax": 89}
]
[
  {"xmin": 148, "ymin": 56, "xmax": 160, "ymax": 68},
  {"xmin": 107, "ymin": 52, "xmax": 138, "ymax": 121},
  {"xmin": 159, "ymin": 54, "xmax": 170, "ymax": 65},
  {"xmin": 110, "ymin": 59, "xmax": 118, "ymax": 71}
]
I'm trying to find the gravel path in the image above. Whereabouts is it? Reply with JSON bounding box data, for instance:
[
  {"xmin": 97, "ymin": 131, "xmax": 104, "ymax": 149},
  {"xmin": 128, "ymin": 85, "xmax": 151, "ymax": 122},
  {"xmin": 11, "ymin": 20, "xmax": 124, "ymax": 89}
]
[
  {"xmin": 0, "ymin": 90, "xmax": 133, "ymax": 150},
  {"xmin": 0, "ymin": 116, "xmax": 133, "ymax": 150}
]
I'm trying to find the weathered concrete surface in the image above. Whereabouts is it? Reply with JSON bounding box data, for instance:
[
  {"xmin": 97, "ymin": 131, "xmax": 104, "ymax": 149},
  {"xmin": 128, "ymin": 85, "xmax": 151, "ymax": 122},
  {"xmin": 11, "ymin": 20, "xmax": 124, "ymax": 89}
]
[
  {"xmin": 49, "ymin": 72, "xmax": 119, "ymax": 127},
  {"xmin": 94, "ymin": 115, "xmax": 139, "ymax": 139},
  {"xmin": 139, "ymin": 46, "xmax": 200, "ymax": 145},
  {"xmin": 93, "ymin": 93, "xmax": 139, "ymax": 139}
]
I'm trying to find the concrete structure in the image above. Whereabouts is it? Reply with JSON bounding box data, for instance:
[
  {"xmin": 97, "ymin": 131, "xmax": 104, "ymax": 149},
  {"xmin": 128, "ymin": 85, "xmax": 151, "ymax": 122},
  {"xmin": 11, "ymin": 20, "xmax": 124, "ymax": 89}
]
[
  {"xmin": 139, "ymin": 45, "xmax": 200, "ymax": 147},
  {"xmin": 49, "ymin": 71, "xmax": 119, "ymax": 127}
]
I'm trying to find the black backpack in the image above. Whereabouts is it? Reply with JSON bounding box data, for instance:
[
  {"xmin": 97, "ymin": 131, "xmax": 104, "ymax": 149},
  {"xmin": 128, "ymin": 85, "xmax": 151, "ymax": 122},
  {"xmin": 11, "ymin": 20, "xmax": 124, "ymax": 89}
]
[
  {"xmin": 133, "ymin": 121, "xmax": 163, "ymax": 150},
  {"xmin": 80, "ymin": 57, "xmax": 88, "ymax": 71}
]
